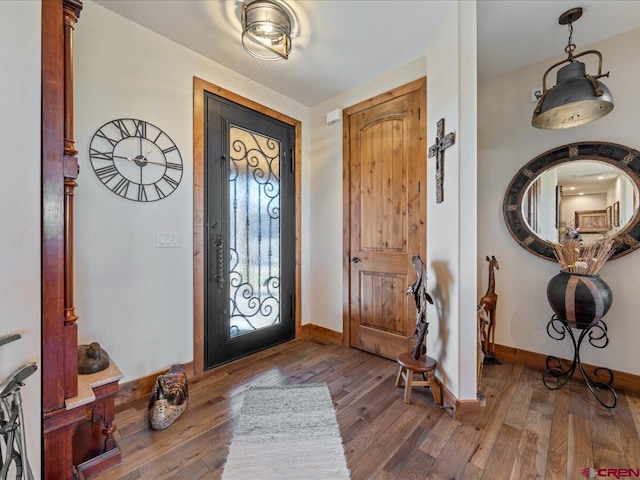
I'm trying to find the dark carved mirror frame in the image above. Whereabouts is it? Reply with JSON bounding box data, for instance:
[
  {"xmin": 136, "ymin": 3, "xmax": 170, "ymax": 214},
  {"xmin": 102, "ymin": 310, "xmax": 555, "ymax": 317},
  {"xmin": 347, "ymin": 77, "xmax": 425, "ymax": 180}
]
[{"xmin": 503, "ymin": 141, "xmax": 640, "ymax": 261}]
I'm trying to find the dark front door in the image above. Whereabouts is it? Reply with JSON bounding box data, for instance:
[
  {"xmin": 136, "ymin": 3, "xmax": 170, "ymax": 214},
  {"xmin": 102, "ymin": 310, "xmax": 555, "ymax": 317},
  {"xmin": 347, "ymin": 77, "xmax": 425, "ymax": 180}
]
[{"xmin": 205, "ymin": 93, "xmax": 295, "ymax": 369}]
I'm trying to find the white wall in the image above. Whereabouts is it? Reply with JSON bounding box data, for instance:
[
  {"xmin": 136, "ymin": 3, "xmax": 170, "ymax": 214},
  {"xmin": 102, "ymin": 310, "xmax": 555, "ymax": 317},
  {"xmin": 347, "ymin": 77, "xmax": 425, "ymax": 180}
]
[
  {"xmin": 479, "ymin": 29, "xmax": 640, "ymax": 376},
  {"xmin": 76, "ymin": 0, "xmax": 479, "ymax": 401},
  {"xmin": 538, "ymin": 169, "xmax": 557, "ymax": 241},
  {"xmin": 425, "ymin": 0, "xmax": 478, "ymax": 400},
  {"xmin": 0, "ymin": 1, "xmax": 41, "ymax": 475},
  {"xmin": 618, "ymin": 175, "xmax": 633, "ymax": 225},
  {"xmin": 562, "ymin": 193, "xmax": 607, "ymax": 223},
  {"xmin": 74, "ymin": 1, "xmax": 310, "ymax": 381},
  {"xmin": 308, "ymin": 0, "xmax": 478, "ymax": 401}
]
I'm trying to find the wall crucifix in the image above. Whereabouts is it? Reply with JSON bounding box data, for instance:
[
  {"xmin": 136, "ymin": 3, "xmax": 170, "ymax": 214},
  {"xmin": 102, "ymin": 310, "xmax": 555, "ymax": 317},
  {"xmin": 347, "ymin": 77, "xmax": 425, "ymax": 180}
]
[{"xmin": 428, "ymin": 118, "xmax": 456, "ymax": 203}]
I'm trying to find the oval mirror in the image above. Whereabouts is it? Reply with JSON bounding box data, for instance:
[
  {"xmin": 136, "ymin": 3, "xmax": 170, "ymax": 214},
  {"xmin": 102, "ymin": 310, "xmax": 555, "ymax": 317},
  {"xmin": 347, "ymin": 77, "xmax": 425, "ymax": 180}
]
[{"xmin": 504, "ymin": 142, "xmax": 640, "ymax": 261}]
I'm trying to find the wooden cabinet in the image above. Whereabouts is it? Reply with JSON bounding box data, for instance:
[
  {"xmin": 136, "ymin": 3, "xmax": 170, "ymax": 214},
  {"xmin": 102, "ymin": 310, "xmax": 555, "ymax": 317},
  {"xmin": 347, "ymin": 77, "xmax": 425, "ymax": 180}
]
[
  {"xmin": 41, "ymin": 1, "xmax": 122, "ymax": 477},
  {"xmin": 70, "ymin": 365, "xmax": 123, "ymax": 478},
  {"xmin": 43, "ymin": 365, "xmax": 122, "ymax": 479}
]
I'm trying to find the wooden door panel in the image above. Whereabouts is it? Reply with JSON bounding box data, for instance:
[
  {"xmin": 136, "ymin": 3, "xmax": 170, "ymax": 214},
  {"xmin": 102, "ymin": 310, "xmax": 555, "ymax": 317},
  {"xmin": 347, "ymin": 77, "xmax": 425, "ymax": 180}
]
[
  {"xmin": 359, "ymin": 120, "xmax": 407, "ymax": 252},
  {"xmin": 359, "ymin": 271, "xmax": 407, "ymax": 334},
  {"xmin": 354, "ymin": 326, "xmax": 413, "ymax": 360},
  {"xmin": 346, "ymin": 79, "xmax": 426, "ymax": 360}
]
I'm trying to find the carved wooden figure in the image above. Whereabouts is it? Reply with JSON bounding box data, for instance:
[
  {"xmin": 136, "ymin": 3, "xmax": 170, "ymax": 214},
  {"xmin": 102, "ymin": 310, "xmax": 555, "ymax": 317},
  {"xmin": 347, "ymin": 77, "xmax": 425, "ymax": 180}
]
[
  {"xmin": 149, "ymin": 364, "xmax": 189, "ymax": 430},
  {"xmin": 77, "ymin": 341, "xmax": 110, "ymax": 374},
  {"xmin": 407, "ymin": 255, "xmax": 434, "ymax": 360},
  {"xmin": 477, "ymin": 305, "xmax": 489, "ymax": 396},
  {"xmin": 478, "ymin": 255, "xmax": 500, "ymax": 364},
  {"xmin": 395, "ymin": 255, "xmax": 441, "ymax": 405}
]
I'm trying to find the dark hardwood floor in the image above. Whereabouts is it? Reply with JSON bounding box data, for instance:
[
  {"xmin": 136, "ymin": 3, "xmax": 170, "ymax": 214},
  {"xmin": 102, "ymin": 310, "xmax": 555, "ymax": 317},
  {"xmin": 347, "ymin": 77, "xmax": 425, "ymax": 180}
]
[{"xmin": 93, "ymin": 338, "xmax": 640, "ymax": 480}]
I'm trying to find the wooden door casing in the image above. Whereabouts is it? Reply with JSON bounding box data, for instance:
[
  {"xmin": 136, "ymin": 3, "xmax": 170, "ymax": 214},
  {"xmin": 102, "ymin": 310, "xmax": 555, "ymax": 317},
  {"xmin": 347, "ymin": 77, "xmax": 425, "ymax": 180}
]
[{"xmin": 344, "ymin": 78, "xmax": 426, "ymax": 360}]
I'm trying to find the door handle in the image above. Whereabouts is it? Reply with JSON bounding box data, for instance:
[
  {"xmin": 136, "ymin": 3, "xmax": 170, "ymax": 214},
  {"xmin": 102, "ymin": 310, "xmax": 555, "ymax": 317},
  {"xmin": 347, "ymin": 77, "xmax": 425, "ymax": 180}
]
[
  {"xmin": 215, "ymin": 233, "xmax": 224, "ymax": 289},
  {"xmin": 351, "ymin": 257, "xmax": 362, "ymax": 263}
]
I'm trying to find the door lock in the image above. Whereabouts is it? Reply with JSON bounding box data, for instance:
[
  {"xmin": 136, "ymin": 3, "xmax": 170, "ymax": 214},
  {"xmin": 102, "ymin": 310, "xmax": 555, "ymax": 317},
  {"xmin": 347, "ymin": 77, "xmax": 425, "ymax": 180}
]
[{"xmin": 351, "ymin": 257, "xmax": 362, "ymax": 263}]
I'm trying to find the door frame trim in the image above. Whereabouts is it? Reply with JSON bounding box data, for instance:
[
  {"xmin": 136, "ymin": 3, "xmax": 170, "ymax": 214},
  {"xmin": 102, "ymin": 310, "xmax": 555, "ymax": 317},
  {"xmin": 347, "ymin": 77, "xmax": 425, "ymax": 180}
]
[
  {"xmin": 193, "ymin": 77, "xmax": 302, "ymax": 375},
  {"xmin": 342, "ymin": 77, "xmax": 427, "ymax": 349}
]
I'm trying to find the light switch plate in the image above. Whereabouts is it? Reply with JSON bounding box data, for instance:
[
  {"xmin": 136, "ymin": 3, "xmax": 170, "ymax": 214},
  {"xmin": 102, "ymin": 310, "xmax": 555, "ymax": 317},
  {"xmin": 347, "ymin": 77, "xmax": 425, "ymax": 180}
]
[{"xmin": 157, "ymin": 231, "xmax": 180, "ymax": 248}]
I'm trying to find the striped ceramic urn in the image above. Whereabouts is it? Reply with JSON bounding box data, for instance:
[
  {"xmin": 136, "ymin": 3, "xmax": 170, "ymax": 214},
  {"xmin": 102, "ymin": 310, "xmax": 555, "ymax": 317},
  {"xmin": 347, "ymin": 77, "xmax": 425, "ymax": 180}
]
[{"xmin": 546, "ymin": 271, "xmax": 613, "ymax": 329}]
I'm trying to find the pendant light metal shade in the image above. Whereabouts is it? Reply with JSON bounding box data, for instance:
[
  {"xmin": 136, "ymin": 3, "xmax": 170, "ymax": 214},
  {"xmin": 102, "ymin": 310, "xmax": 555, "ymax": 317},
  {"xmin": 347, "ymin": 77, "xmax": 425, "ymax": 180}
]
[
  {"xmin": 532, "ymin": 61, "xmax": 614, "ymax": 129},
  {"xmin": 242, "ymin": 0, "xmax": 292, "ymax": 61},
  {"xmin": 532, "ymin": 7, "xmax": 614, "ymax": 130}
]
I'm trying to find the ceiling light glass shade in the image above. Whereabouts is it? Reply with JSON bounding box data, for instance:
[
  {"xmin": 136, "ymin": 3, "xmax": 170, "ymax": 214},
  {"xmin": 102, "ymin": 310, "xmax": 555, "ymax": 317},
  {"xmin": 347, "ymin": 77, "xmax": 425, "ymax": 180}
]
[
  {"xmin": 532, "ymin": 61, "xmax": 614, "ymax": 129},
  {"xmin": 242, "ymin": 0, "xmax": 292, "ymax": 61}
]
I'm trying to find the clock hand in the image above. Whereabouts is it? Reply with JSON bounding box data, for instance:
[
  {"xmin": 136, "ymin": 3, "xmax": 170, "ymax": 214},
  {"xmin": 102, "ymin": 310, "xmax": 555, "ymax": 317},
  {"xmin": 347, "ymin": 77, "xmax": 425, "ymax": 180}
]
[
  {"xmin": 138, "ymin": 152, "xmax": 150, "ymax": 183},
  {"xmin": 113, "ymin": 153, "xmax": 167, "ymax": 167},
  {"xmin": 114, "ymin": 154, "xmax": 136, "ymax": 161},
  {"xmin": 143, "ymin": 159, "xmax": 168, "ymax": 166}
]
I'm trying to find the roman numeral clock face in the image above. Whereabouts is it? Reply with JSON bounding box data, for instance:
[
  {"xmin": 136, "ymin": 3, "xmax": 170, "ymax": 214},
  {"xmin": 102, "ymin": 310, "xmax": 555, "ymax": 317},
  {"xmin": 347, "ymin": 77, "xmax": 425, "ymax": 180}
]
[{"xmin": 89, "ymin": 118, "xmax": 183, "ymax": 202}]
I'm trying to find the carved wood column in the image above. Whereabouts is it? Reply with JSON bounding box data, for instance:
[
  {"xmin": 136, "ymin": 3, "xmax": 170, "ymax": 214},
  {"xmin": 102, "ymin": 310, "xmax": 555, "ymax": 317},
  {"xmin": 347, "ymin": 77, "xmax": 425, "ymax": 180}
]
[
  {"xmin": 42, "ymin": 1, "xmax": 85, "ymax": 478},
  {"xmin": 63, "ymin": 0, "xmax": 82, "ymax": 399},
  {"xmin": 63, "ymin": 1, "xmax": 81, "ymax": 159}
]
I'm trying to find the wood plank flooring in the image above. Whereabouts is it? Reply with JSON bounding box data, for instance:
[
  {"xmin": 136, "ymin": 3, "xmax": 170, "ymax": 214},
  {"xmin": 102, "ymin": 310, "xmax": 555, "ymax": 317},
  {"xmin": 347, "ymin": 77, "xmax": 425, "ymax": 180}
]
[{"xmin": 93, "ymin": 338, "xmax": 640, "ymax": 480}]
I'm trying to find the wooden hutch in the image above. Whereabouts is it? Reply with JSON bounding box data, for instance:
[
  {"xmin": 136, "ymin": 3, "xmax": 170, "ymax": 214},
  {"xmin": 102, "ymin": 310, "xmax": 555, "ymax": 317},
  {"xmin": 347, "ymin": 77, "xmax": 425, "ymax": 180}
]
[{"xmin": 41, "ymin": 0, "xmax": 121, "ymax": 477}]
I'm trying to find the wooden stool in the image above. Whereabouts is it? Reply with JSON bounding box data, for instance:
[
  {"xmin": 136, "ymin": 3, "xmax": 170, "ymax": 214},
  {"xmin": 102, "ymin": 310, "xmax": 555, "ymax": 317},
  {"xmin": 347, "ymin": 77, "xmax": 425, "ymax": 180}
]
[{"xmin": 395, "ymin": 353, "xmax": 441, "ymax": 404}]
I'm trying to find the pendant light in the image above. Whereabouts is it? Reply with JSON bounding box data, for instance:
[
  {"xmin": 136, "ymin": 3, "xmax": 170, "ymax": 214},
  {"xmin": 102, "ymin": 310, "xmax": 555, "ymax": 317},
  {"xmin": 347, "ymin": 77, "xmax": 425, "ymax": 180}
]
[
  {"xmin": 242, "ymin": 0, "xmax": 292, "ymax": 61},
  {"xmin": 532, "ymin": 7, "xmax": 614, "ymax": 130}
]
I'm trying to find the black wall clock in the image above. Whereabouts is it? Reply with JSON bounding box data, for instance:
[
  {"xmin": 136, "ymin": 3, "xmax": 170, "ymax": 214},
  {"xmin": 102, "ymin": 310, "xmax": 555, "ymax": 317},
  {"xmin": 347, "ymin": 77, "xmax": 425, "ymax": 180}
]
[{"xmin": 89, "ymin": 118, "xmax": 183, "ymax": 202}]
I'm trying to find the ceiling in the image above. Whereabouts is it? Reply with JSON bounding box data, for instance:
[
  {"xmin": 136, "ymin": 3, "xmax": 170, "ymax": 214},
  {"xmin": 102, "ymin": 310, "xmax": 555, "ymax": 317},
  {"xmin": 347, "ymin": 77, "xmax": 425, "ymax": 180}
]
[
  {"xmin": 94, "ymin": 0, "xmax": 640, "ymax": 107},
  {"xmin": 555, "ymin": 161, "xmax": 622, "ymax": 196}
]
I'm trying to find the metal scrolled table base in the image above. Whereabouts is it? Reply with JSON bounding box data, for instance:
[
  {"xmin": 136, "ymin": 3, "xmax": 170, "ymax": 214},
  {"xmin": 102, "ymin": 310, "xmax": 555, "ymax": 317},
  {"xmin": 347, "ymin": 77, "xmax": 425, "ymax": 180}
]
[{"xmin": 542, "ymin": 315, "xmax": 617, "ymax": 408}]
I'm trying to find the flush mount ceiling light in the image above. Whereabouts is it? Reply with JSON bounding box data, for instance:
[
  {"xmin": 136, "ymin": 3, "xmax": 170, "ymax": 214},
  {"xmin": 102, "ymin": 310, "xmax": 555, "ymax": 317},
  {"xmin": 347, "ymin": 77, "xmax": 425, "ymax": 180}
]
[
  {"xmin": 242, "ymin": 0, "xmax": 292, "ymax": 61},
  {"xmin": 532, "ymin": 7, "xmax": 614, "ymax": 130}
]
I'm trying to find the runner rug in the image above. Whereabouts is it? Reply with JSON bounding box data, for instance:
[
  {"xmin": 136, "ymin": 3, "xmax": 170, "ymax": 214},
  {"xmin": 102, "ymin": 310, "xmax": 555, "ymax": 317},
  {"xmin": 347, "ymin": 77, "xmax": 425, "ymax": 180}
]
[{"xmin": 221, "ymin": 383, "xmax": 350, "ymax": 480}]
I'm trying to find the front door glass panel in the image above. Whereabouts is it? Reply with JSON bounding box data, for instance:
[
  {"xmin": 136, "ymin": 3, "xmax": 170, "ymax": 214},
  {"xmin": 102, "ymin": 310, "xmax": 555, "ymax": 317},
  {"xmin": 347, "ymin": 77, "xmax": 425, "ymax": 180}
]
[{"xmin": 228, "ymin": 126, "xmax": 281, "ymax": 337}]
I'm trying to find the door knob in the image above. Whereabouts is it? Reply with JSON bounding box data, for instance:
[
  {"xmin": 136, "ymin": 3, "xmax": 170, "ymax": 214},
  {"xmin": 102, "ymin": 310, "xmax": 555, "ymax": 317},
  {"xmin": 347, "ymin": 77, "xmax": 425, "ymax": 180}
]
[{"xmin": 351, "ymin": 257, "xmax": 362, "ymax": 263}]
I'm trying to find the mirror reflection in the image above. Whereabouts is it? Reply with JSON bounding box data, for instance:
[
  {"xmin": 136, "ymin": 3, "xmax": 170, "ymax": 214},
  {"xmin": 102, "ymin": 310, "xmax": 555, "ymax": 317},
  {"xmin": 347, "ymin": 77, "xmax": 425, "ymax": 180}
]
[{"xmin": 522, "ymin": 160, "xmax": 639, "ymax": 245}]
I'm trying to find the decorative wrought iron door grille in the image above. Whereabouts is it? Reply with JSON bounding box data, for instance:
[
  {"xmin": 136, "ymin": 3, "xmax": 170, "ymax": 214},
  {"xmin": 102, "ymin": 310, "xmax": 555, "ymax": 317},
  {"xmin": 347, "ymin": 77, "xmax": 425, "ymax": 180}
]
[{"xmin": 228, "ymin": 126, "xmax": 281, "ymax": 337}]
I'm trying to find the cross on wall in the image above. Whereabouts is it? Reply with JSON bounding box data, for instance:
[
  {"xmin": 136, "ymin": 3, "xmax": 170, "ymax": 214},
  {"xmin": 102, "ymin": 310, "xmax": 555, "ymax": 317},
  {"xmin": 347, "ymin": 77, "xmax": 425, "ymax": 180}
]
[{"xmin": 427, "ymin": 118, "xmax": 456, "ymax": 203}]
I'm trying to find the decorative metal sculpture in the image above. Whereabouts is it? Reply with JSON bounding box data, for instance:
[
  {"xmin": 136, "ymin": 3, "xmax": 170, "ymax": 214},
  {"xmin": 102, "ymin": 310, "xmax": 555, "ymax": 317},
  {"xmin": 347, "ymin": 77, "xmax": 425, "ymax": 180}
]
[
  {"xmin": 148, "ymin": 364, "xmax": 189, "ymax": 430},
  {"xmin": 78, "ymin": 342, "xmax": 110, "ymax": 374},
  {"xmin": 406, "ymin": 255, "xmax": 434, "ymax": 360},
  {"xmin": 478, "ymin": 255, "xmax": 500, "ymax": 364}
]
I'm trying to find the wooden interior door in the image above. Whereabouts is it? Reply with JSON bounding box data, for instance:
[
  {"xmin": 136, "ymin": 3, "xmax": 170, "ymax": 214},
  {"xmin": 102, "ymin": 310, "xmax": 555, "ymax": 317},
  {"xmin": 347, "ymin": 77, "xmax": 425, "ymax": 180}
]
[{"xmin": 345, "ymin": 78, "xmax": 426, "ymax": 360}]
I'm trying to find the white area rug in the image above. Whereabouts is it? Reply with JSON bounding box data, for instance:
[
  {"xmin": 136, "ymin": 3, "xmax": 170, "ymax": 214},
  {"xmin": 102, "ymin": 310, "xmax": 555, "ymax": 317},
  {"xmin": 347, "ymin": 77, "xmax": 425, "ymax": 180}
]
[{"xmin": 221, "ymin": 384, "xmax": 350, "ymax": 480}]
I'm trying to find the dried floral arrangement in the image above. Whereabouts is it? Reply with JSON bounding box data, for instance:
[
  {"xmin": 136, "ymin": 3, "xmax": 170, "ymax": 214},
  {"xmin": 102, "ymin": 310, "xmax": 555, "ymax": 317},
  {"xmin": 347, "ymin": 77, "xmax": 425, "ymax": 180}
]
[{"xmin": 553, "ymin": 236, "xmax": 616, "ymax": 275}]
